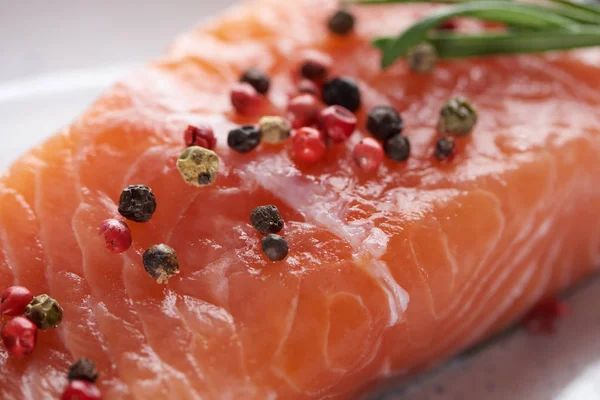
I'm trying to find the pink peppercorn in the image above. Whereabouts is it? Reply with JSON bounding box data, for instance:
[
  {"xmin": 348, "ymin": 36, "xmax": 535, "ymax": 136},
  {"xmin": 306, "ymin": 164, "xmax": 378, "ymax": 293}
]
[
  {"xmin": 61, "ymin": 380, "xmax": 102, "ymax": 400},
  {"xmin": 1, "ymin": 316, "xmax": 37, "ymax": 357},
  {"xmin": 99, "ymin": 219, "xmax": 132, "ymax": 254},
  {"xmin": 184, "ymin": 124, "xmax": 216, "ymax": 150},
  {"xmin": 231, "ymin": 82, "xmax": 263, "ymax": 115},
  {"xmin": 299, "ymin": 51, "xmax": 332, "ymax": 82},
  {"xmin": 297, "ymin": 79, "xmax": 321, "ymax": 97},
  {"xmin": 286, "ymin": 94, "xmax": 323, "ymax": 129},
  {"xmin": 292, "ymin": 127, "xmax": 327, "ymax": 164},
  {"xmin": 353, "ymin": 138, "xmax": 384, "ymax": 173},
  {"xmin": 523, "ymin": 298, "xmax": 570, "ymax": 335},
  {"xmin": 1, "ymin": 286, "xmax": 33, "ymax": 317},
  {"xmin": 319, "ymin": 105, "xmax": 357, "ymax": 143}
]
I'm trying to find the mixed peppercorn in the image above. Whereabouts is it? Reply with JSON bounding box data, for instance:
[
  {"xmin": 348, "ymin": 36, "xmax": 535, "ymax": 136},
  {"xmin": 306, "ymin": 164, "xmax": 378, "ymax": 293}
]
[
  {"xmin": 522, "ymin": 297, "xmax": 570, "ymax": 335},
  {"xmin": 184, "ymin": 124, "xmax": 217, "ymax": 150},
  {"xmin": 0, "ymin": 12, "xmax": 485, "ymax": 395},
  {"xmin": 25, "ymin": 294, "xmax": 63, "ymax": 330},
  {"xmin": 240, "ymin": 67, "xmax": 271, "ymax": 95},
  {"xmin": 435, "ymin": 136, "xmax": 456, "ymax": 161},
  {"xmin": 438, "ymin": 97, "xmax": 478, "ymax": 136},
  {"xmin": 68, "ymin": 357, "xmax": 99, "ymax": 383},
  {"xmin": 1, "ymin": 289, "xmax": 100, "ymax": 397},
  {"xmin": 250, "ymin": 205, "xmax": 289, "ymax": 262},
  {"xmin": 177, "ymin": 146, "xmax": 220, "ymax": 187},
  {"xmin": 143, "ymin": 244, "xmax": 181, "ymax": 284},
  {"xmin": 115, "ymin": 28, "xmax": 478, "ymax": 279},
  {"xmin": 1, "ymin": 286, "xmax": 33, "ymax": 316},
  {"xmin": 250, "ymin": 205, "xmax": 284, "ymax": 236},
  {"xmin": 407, "ymin": 42, "xmax": 438, "ymax": 74},
  {"xmin": 1, "ymin": 286, "xmax": 63, "ymax": 358},
  {"xmin": 99, "ymin": 219, "xmax": 132, "ymax": 254},
  {"xmin": 322, "ymin": 76, "xmax": 361, "ymax": 113},
  {"xmin": 328, "ymin": 8, "xmax": 355, "ymax": 35},
  {"xmin": 118, "ymin": 185, "xmax": 157, "ymax": 223},
  {"xmin": 62, "ymin": 358, "xmax": 101, "ymax": 400}
]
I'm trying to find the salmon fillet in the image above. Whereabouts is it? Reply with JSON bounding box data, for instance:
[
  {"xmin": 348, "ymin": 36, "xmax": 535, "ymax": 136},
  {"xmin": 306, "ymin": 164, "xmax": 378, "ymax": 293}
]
[{"xmin": 2, "ymin": 0, "xmax": 600, "ymax": 399}]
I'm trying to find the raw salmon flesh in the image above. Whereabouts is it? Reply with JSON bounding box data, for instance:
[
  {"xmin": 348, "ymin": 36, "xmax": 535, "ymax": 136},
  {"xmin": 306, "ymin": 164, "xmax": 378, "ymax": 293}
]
[{"xmin": 1, "ymin": 0, "xmax": 600, "ymax": 398}]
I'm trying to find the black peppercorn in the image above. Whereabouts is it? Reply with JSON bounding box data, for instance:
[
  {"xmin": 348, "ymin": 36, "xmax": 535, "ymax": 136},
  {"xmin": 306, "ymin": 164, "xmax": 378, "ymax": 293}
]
[
  {"xmin": 261, "ymin": 234, "xmax": 289, "ymax": 262},
  {"xmin": 300, "ymin": 58, "xmax": 330, "ymax": 81},
  {"xmin": 366, "ymin": 106, "xmax": 403, "ymax": 141},
  {"xmin": 24, "ymin": 294, "xmax": 63, "ymax": 330},
  {"xmin": 68, "ymin": 357, "xmax": 98, "ymax": 383},
  {"xmin": 142, "ymin": 244, "xmax": 180, "ymax": 284},
  {"xmin": 384, "ymin": 135, "xmax": 411, "ymax": 162},
  {"xmin": 435, "ymin": 136, "xmax": 456, "ymax": 160},
  {"xmin": 322, "ymin": 76, "xmax": 361, "ymax": 112},
  {"xmin": 228, "ymin": 125, "xmax": 261, "ymax": 153},
  {"xmin": 328, "ymin": 9, "xmax": 355, "ymax": 35},
  {"xmin": 250, "ymin": 205, "xmax": 284, "ymax": 235},
  {"xmin": 240, "ymin": 67, "xmax": 270, "ymax": 95},
  {"xmin": 118, "ymin": 185, "xmax": 157, "ymax": 223}
]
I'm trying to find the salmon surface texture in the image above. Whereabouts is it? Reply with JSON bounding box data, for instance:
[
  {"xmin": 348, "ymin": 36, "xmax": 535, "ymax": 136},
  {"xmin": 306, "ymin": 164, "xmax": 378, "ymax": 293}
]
[{"xmin": 2, "ymin": 0, "xmax": 600, "ymax": 399}]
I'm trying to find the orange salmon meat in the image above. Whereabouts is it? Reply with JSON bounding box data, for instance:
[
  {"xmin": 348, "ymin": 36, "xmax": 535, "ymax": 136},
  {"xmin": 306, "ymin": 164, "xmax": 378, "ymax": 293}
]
[{"xmin": 1, "ymin": 0, "xmax": 600, "ymax": 399}]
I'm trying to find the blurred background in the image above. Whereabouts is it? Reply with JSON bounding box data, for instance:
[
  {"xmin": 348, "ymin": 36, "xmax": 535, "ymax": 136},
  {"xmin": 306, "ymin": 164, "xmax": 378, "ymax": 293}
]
[
  {"xmin": 0, "ymin": 0, "xmax": 236, "ymax": 168},
  {"xmin": 2, "ymin": 1, "xmax": 600, "ymax": 399}
]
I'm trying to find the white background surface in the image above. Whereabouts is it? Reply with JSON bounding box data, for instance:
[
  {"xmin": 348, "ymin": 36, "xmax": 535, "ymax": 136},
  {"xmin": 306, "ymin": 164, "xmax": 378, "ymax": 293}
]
[
  {"xmin": 0, "ymin": 0, "xmax": 236, "ymax": 169},
  {"xmin": 2, "ymin": 2, "xmax": 600, "ymax": 399}
]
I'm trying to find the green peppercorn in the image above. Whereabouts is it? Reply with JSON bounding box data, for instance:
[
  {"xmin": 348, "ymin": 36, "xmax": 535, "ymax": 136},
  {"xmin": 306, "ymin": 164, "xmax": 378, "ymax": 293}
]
[
  {"xmin": 176, "ymin": 146, "xmax": 219, "ymax": 187},
  {"xmin": 438, "ymin": 97, "xmax": 478, "ymax": 136},
  {"xmin": 407, "ymin": 42, "xmax": 438, "ymax": 74},
  {"xmin": 68, "ymin": 357, "xmax": 98, "ymax": 383},
  {"xmin": 143, "ymin": 244, "xmax": 180, "ymax": 284},
  {"xmin": 24, "ymin": 294, "xmax": 63, "ymax": 330},
  {"xmin": 258, "ymin": 116, "xmax": 291, "ymax": 145}
]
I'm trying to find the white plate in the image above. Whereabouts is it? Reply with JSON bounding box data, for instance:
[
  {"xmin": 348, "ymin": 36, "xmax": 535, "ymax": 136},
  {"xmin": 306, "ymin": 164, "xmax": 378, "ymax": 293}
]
[
  {"xmin": 0, "ymin": 66, "xmax": 130, "ymax": 169},
  {"xmin": 2, "ymin": 2, "xmax": 600, "ymax": 399},
  {"xmin": 0, "ymin": 0, "xmax": 235, "ymax": 169}
]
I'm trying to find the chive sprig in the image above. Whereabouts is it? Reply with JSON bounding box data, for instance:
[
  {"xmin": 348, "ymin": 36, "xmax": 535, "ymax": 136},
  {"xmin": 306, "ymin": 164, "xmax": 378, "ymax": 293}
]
[{"xmin": 354, "ymin": 0, "xmax": 600, "ymax": 67}]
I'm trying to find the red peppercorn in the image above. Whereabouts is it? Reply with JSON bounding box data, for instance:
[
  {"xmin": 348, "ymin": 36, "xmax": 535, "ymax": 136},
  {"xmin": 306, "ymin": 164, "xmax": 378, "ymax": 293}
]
[
  {"xmin": 184, "ymin": 124, "xmax": 216, "ymax": 150},
  {"xmin": 523, "ymin": 297, "xmax": 570, "ymax": 335},
  {"xmin": 231, "ymin": 82, "xmax": 263, "ymax": 115},
  {"xmin": 1, "ymin": 316, "xmax": 37, "ymax": 357},
  {"xmin": 297, "ymin": 79, "xmax": 320, "ymax": 97},
  {"xmin": 61, "ymin": 380, "xmax": 102, "ymax": 400},
  {"xmin": 319, "ymin": 105, "xmax": 357, "ymax": 143},
  {"xmin": 286, "ymin": 94, "xmax": 322, "ymax": 129},
  {"xmin": 99, "ymin": 219, "xmax": 132, "ymax": 254},
  {"xmin": 353, "ymin": 138, "xmax": 384, "ymax": 173},
  {"xmin": 299, "ymin": 51, "xmax": 332, "ymax": 82},
  {"xmin": 292, "ymin": 127, "xmax": 327, "ymax": 164},
  {"xmin": 1, "ymin": 286, "xmax": 33, "ymax": 316}
]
